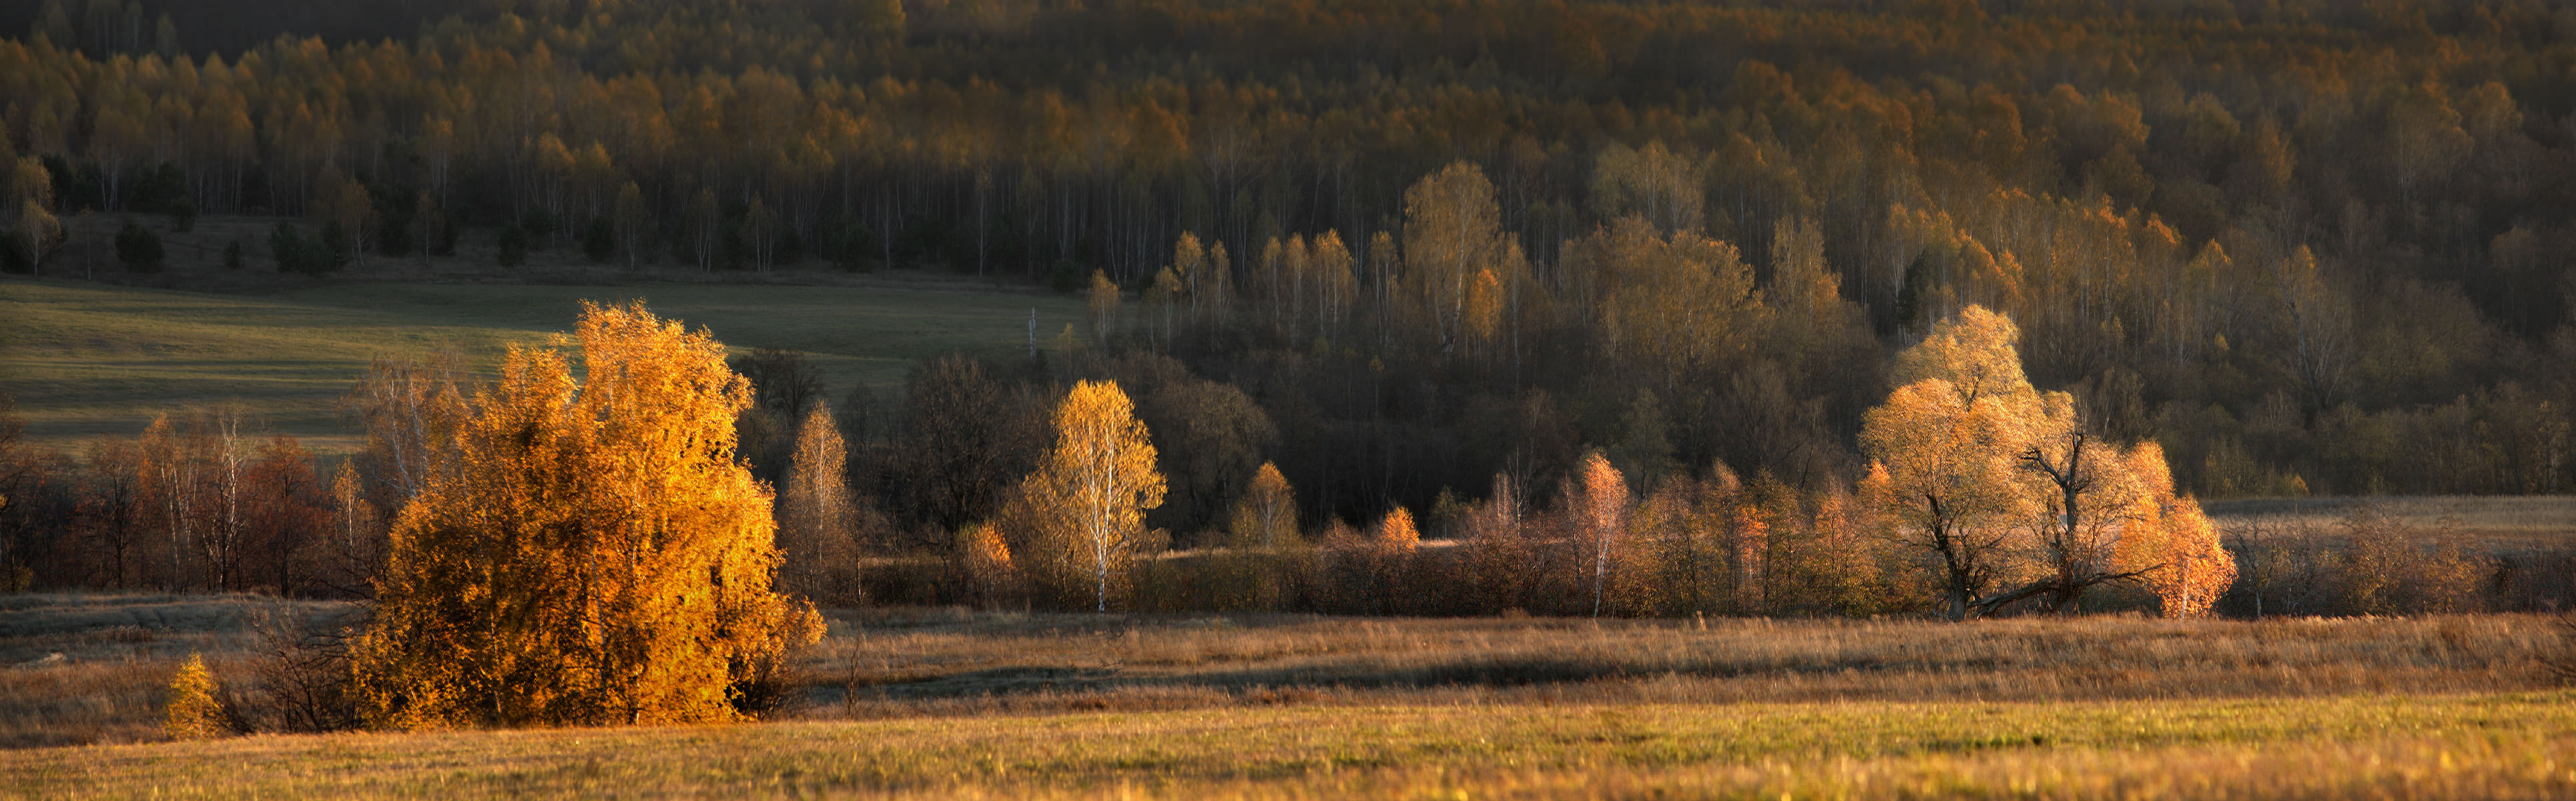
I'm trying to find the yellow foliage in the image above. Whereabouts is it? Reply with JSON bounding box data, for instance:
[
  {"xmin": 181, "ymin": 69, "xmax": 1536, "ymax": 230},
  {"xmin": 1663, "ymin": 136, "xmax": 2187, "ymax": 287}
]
[
  {"xmin": 1577, "ymin": 215, "xmax": 1762, "ymax": 386},
  {"xmin": 164, "ymin": 653, "xmax": 227, "ymax": 740},
  {"xmin": 957, "ymin": 521, "xmax": 1019, "ymax": 609},
  {"xmin": 352, "ymin": 300, "xmax": 822, "ymax": 729},
  {"xmin": 1401, "ymin": 161, "xmax": 1515, "ymax": 359},
  {"xmin": 1019, "ymin": 379, "xmax": 1165, "ymax": 611},
  {"xmin": 1570, "ymin": 452, "xmax": 1628, "ymax": 617},
  {"xmin": 1861, "ymin": 306, "xmax": 2051, "ymax": 618},
  {"xmin": 1868, "ymin": 306, "xmax": 2234, "ymax": 617},
  {"xmin": 1086, "ymin": 269, "xmax": 1121, "ymax": 341},
  {"xmin": 778, "ymin": 403, "xmax": 860, "ymax": 604},
  {"xmin": 1375, "ymin": 505, "xmax": 1419, "ymax": 552},
  {"xmin": 2118, "ymin": 443, "xmax": 2237, "ymax": 618},
  {"xmin": 1229, "ymin": 462, "xmax": 1299, "ymax": 549}
]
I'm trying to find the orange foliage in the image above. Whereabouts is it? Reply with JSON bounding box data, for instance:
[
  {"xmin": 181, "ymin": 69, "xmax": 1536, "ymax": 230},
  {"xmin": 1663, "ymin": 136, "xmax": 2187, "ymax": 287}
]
[{"xmin": 353, "ymin": 301, "xmax": 821, "ymax": 729}]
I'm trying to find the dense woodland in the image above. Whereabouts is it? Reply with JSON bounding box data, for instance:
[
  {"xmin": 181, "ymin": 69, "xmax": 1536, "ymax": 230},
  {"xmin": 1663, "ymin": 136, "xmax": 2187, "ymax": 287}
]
[{"xmin": 4, "ymin": 0, "xmax": 2575, "ymax": 616}]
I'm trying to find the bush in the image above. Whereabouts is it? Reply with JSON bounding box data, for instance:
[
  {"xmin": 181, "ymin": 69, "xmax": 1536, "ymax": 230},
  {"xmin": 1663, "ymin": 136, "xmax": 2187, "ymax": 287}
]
[
  {"xmin": 243, "ymin": 606, "xmax": 360, "ymax": 733},
  {"xmin": 115, "ymin": 221, "xmax": 165, "ymax": 273},
  {"xmin": 224, "ymin": 239, "xmax": 245, "ymax": 270},
  {"xmin": 1050, "ymin": 258, "xmax": 1086, "ymax": 293},
  {"xmin": 820, "ymin": 214, "xmax": 877, "ymax": 272},
  {"xmin": 496, "ymin": 223, "xmax": 529, "ymax": 267},
  {"xmin": 271, "ymin": 222, "xmax": 322, "ymax": 276},
  {"xmin": 519, "ymin": 208, "xmax": 559, "ymax": 244},
  {"xmin": 167, "ymin": 198, "xmax": 198, "ymax": 233},
  {"xmin": 583, "ymin": 218, "xmax": 616, "ymax": 263},
  {"xmin": 0, "ymin": 232, "xmax": 31, "ymax": 274},
  {"xmin": 320, "ymin": 220, "xmax": 354, "ymax": 270}
]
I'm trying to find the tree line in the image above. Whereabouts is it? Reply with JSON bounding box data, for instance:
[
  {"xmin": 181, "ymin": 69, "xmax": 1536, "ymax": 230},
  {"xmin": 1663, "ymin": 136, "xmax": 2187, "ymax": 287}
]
[
  {"xmin": 0, "ymin": 296, "xmax": 2535, "ymax": 621},
  {"xmin": 6, "ymin": 0, "xmax": 2575, "ymax": 505},
  {"xmin": 3, "ymin": 0, "xmax": 2572, "ymax": 612}
]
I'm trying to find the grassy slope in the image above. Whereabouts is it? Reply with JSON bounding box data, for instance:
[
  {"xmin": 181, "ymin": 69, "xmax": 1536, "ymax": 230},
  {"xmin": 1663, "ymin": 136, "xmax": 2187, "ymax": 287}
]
[
  {"xmin": 7, "ymin": 692, "xmax": 2571, "ymax": 799},
  {"xmin": 0, "ymin": 279, "xmax": 1084, "ymax": 453}
]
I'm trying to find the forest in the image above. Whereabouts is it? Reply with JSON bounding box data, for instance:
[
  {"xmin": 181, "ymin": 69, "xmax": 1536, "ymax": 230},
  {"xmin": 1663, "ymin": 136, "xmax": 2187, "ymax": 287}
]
[{"xmin": 3, "ymin": 0, "xmax": 2575, "ymax": 617}]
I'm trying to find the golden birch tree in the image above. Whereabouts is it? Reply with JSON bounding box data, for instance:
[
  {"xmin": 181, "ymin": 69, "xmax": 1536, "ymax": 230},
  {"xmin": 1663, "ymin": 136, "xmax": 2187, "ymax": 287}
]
[
  {"xmin": 1221, "ymin": 461, "xmax": 1298, "ymax": 610},
  {"xmin": 352, "ymin": 301, "xmax": 821, "ymax": 729},
  {"xmin": 16, "ymin": 200, "xmax": 61, "ymax": 276},
  {"xmin": 1087, "ymin": 269, "xmax": 1122, "ymax": 342},
  {"xmin": 1567, "ymin": 451, "xmax": 1628, "ymax": 617},
  {"xmin": 1401, "ymin": 161, "xmax": 1514, "ymax": 360},
  {"xmin": 1865, "ymin": 304, "xmax": 2228, "ymax": 618},
  {"xmin": 1020, "ymin": 380, "xmax": 1165, "ymax": 611},
  {"xmin": 777, "ymin": 402, "xmax": 858, "ymax": 604},
  {"xmin": 1228, "ymin": 462, "xmax": 1298, "ymax": 549}
]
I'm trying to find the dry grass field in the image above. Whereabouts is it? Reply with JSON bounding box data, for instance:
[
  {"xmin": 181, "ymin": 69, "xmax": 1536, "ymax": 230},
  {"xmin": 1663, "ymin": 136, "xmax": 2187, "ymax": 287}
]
[
  {"xmin": 2204, "ymin": 495, "xmax": 2576, "ymax": 551},
  {"xmin": 5, "ymin": 595, "xmax": 2573, "ymax": 798},
  {"xmin": 8, "ymin": 692, "xmax": 2572, "ymax": 799}
]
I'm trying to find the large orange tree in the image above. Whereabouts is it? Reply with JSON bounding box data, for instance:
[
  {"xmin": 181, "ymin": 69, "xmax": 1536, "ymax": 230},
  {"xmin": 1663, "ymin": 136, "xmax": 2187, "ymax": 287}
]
[
  {"xmin": 353, "ymin": 301, "xmax": 820, "ymax": 728},
  {"xmin": 1862, "ymin": 306, "xmax": 2231, "ymax": 619}
]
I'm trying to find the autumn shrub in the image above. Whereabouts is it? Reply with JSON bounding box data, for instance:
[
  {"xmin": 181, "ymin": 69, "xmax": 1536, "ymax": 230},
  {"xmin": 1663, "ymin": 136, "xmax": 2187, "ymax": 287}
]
[
  {"xmin": 2334, "ymin": 506, "xmax": 2490, "ymax": 615},
  {"xmin": 241, "ymin": 604, "xmax": 358, "ymax": 733},
  {"xmin": 351, "ymin": 301, "xmax": 822, "ymax": 728},
  {"xmin": 956, "ymin": 521, "xmax": 1024, "ymax": 610}
]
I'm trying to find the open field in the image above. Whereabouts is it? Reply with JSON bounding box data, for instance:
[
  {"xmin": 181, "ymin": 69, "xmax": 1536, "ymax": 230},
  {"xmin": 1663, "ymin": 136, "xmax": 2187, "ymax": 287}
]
[
  {"xmin": 0, "ymin": 276, "xmax": 1085, "ymax": 454},
  {"xmin": 7, "ymin": 595, "xmax": 2570, "ymax": 796},
  {"xmin": 7, "ymin": 690, "xmax": 2573, "ymax": 800},
  {"xmin": 7, "ymin": 594, "xmax": 2569, "ymax": 742},
  {"xmin": 2205, "ymin": 496, "xmax": 2576, "ymax": 551}
]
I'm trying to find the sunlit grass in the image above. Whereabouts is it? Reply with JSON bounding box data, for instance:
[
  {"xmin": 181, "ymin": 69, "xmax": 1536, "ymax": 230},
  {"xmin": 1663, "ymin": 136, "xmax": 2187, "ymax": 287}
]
[
  {"xmin": 11, "ymin": 595, "xmax": 2564, "ymax": 752},
  {"xmin": 7, "ymin": 692, "xmax": 2571, "ymax": 799},
  {"xmin": 0, "ymin": 279, "xmax": 1083, "ymax": 453}
]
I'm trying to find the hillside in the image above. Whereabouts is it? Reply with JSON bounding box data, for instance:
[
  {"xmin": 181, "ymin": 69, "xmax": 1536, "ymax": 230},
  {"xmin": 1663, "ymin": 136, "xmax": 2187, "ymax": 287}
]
[{"xmin": 0, "ymin": 275, "xmax": 1084, "ymax": 453}]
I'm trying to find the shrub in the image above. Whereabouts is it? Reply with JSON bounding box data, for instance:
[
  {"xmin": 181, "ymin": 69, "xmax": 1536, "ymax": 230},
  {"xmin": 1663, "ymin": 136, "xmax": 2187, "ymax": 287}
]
[
  {"xmin": 496, "ymin": 223, "xmax": 529, "ymax": 267},
  {"xmin": 244, "ymin": 606, "xmax": 359, "ymax": 733},
  {"xmin": 583, "ymin": 217, "xmax": 616, "ymax": 263},
  {"xmin": 519, "ymin": 208, "xmax": 559, "ymax": 243},
  {"xmin": 114, "ymin": 221, "xmax": 164, "ymax": 273},
  {"xmin": 271, "ymin": 222, "xmax": 318, "ymax": 275}
]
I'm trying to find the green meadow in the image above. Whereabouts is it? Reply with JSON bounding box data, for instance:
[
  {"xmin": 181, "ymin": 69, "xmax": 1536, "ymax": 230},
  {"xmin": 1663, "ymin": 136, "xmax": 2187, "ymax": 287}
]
[{"xmin": 0, "ymin": 279, "xmax": 1085, "ymax": 453}]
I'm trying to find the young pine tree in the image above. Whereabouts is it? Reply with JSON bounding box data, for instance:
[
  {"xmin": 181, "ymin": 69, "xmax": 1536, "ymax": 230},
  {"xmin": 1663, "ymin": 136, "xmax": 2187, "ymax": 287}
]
[{"xmin": 164, "ymin": 653, "xmax": 228, "ymax": 740}]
